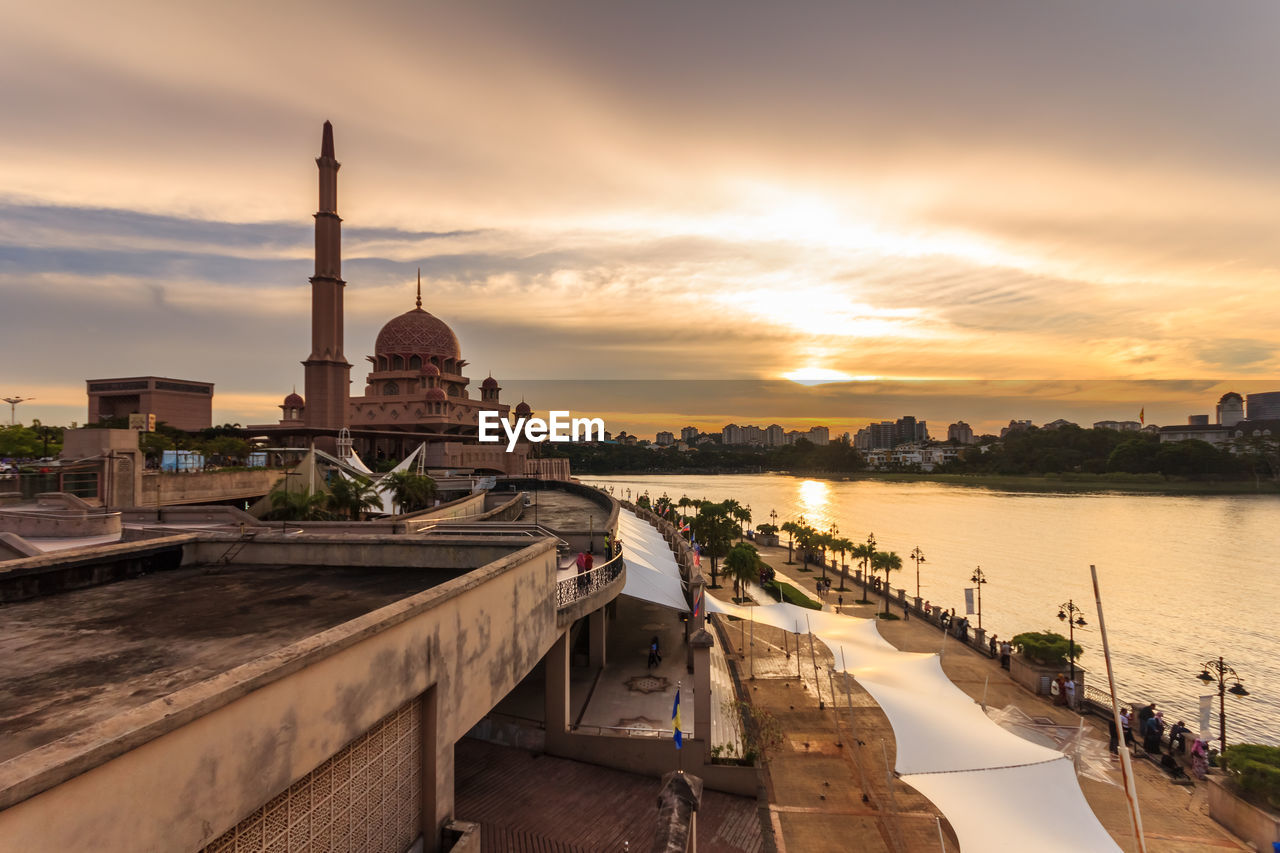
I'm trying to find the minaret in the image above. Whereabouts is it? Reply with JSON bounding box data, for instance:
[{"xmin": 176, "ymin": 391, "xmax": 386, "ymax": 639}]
[{"xmin": 302, "ymin": 120, "xmax": 351, "ymax": 431}]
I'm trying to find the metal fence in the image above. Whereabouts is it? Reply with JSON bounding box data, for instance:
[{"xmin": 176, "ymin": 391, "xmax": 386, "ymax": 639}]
[{"xmin": 556, "ymin": 549, "xmax": 625, "ymax": 608}]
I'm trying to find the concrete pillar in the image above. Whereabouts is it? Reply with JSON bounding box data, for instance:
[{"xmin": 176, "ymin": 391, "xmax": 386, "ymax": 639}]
[
  {"xmin": 913, "ymin": 596, "xmax": 922, "ymax": 611},
  {"xmin": 588, "ymin": 607, "xmax": 608, "ymax": 669},
  {"xmin": 544, "ymin": 630, "xmax": 570, "ymax": 752},
  {"xmin": 973, "ymin": 627, "xmax": 986, "ymax": 651},
  {"xmin": 691, "ymin": 627, "xmax": 714, "ymax": 765},
  {"xmin": 854, "ymin": 569, "xmax": 863, "ymax": 586},
  {"xmin": 687, "ymin": 573, "xmax": 706, "ymax": 675},
  {"xmin": 419, "ymin": 685, "xmax": 451, "ymax": 853}
]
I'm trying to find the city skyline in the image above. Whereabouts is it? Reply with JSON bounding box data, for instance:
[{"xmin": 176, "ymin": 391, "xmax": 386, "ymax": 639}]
[{"xmin": 4, "ymin": 2, "xmax": 1280, "ymax": 433}]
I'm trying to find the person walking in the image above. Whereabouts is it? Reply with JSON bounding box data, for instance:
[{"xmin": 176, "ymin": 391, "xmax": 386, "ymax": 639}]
[
  {"xmin": 647, "ymin": 636, "xmax": 661, "ymax": 669},
  {"xmin": 1190, "ymin": 735, "xmax": 1209, "ymax": 780},
  {"xmin": 1064, "ymin": 676, "xmax": 1076, "ymax": 710},
  {"xmin": 999, "ymin": 640, "xmax": 1012, "ymax": 670}
]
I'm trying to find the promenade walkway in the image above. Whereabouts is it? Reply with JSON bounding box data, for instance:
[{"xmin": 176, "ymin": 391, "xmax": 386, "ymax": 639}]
[{"xmin": 724, "ymin": 538, "xmax": 1250, "ymax": 852}]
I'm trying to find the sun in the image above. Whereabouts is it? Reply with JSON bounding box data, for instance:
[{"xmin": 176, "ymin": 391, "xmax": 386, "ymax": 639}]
[{"xmin": 782, "ymin": 367, "xmax": 855, "ymax": 385}]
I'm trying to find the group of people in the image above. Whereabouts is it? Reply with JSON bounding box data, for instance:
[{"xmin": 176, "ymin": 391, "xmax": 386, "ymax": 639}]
[
  {"xmin": 1111, "ymin": 702, "xmax": 1210, "ymax": 779},
  {"xmin": 986, "ymin": 635, "xmax": 1013, "ymax": 670},
  {"xmin": 814, "ymin": 577, "xmax": 835, "ymax": 599},
  {"xmin": 1050, "ymin": 672, "xmax": 1077, "ymax": 709},
  {"xmin": 574, "ymin": 550, "xmax": 594, "ymax": 590}
]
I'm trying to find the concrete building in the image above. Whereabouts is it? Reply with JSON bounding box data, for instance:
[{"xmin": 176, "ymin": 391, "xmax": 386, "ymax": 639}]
[
  {"xmin": 1217, "ymin": 392, "xmax": 1245, "ymax": 426},
  {"xmin": 655, "ymin": 431, "xmax": 674, "ymax": 446},
  {"xmin": 947, "ymin": 421, "xmax": 974, "ymax": 444},
  {"xmin": 765, "ymin": 424, "xmax": 786, "ymax": 446},
  {"xmin": 1042, "ymin": 419, "xmax": 1078, "ymax": 430},
  {"xmin": 721, "ymin": 423, "xmax": 742, "ymax": 445},
  {"xmin": 1000, "ymin": 419, "xmax": 1033, "ymax": 437},
  {"xmin": 87, "ymin": 376, "xmax": 213, "ymax": 432},
  {"xmin": 806, "ymin": 426, "xmax": 830, "ymax": 445},
  {"xmin": 1246, "ymin": 391, "xmax": 1280, "ymax": 421},
  {"xmin": 1092, "ymin": 420, "xmax": 1141, "ymax": 432},
  {"xmin": 680, "ymin": 426, "xmax": 699, "ymax": 443}
]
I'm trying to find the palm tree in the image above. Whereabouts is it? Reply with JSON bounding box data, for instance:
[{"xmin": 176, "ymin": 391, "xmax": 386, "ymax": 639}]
[
  {"xmin": 265, "ymin": 487, "xmax": 331, "ymax": 521},
  {"xmin": 327, "ymin": 474, "xmax": 382, "ymax": 520},
  {"xmin": 724, "ymin": 542, "xmax": 764, "ymax": 602},
  {"xmin": 780, "ymin": 521, "xmax": 800, "ymax": 564},
  {"xmin": 833, "ymin": 537, "xmax": 855, "ymax": 591},
  {"xmin": 814, "ymin": 532, "xmax": 835, "ymax": 582},
  {"xmin": 690, "ymin": 502, "xmax": 738, "ymax": 589},
  {"xmin": 383, "ymin": 471, "xmax": 437, "ymax": 514},
  {"xmin": 850, "ymin": 542, "xmax": 876, "ymax": 603},
  {"xmin": 873, "ymin": 551, "xmax": 903, "ymax": 616}
]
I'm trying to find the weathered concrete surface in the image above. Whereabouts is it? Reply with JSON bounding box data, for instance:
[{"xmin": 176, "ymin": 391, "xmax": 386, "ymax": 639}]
[
  {"xmin": 0, "ymin": 507, "xmax": 122, "ymax": 539},
  {"xmin": 0, "ymin": 535, "xmax": 191, "ymax": 602},
  {"xmin": 0, "ymin": 538, "xmax": 561, "ymax": 853},
  {"xmin": 144, "ymin": 468, "xmax": 282, "ymax": 506},
  {"xmin": 653, "ymin": 771, "xmax": 703, "ymax": 853},
  {"xmin": 1208, "ymin": 776, "xmax": 1280, "ymax": 852},
  {"xmin": 0, "ymin": 564, "xmax": 455, "ymax": 762},
  {"xmin": 0, "ymin": 532, "xmax": 41, "ymax": 560}
]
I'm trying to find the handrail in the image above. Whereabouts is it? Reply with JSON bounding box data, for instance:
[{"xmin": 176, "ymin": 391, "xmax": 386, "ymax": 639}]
[
  {"xmin": 0, "ymin": 508, "xmax": 122, "ymax": 520},
  {"xmin": 556, "ymin": 548, "xmax": 625, "ymax": 608}
]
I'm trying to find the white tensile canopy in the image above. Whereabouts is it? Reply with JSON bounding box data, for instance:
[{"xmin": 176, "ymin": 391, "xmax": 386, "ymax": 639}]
[
  {"xmin": 615, "ymin": 509, "xmax": 1121, "ymax": 853},
  {"xmin": 616, "ymin": 508, "xmax": 693, "ymax": 612}
]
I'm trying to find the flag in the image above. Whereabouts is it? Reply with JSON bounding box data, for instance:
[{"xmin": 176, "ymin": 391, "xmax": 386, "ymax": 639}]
[
  {"xmin": 963, "ymin": 587, "xmax": 975, "ymax": 615},
  {"xmin": 693, "ymin": 588, "xmax": 703, "ymax": 619},
  {"xmin": 679, "ymin": 521, "xmax": 690, "ymax": 534},
  {"xmin": 672, "ymin": 688, "xmax": 682, "ymax": 749},
  {"xmin": 693, "ymin": 542, "xmax": 701, "ymax": 568},
  {"xmin": 1139, "ymin": 407, "xmax": 1145, "ymax": 425}
]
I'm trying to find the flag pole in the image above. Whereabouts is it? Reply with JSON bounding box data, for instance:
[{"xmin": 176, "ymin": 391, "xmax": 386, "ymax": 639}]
[{"xmin": 1090, "ymin": 564, "xmax": 1147, "ymax": 853}]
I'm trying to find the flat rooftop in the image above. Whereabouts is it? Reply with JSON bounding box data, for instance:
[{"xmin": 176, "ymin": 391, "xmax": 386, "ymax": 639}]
[
  {"xmin": 0, "ymin": 563, "xmax": 458, "ymax": 762},
  {"xmin": 522, "ymin": 489, "xmax": 609, "ymax": 532}
]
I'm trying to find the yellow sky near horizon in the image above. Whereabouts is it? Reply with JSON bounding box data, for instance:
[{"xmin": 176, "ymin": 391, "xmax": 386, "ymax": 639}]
[{"xmin": 2, "ymin": 1, "xmax": 1279, "ymax": 433}]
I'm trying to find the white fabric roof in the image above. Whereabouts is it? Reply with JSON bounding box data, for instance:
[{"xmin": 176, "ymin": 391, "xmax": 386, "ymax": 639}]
[
  {"xmin": 903, "ymin": 760, "xmax": 1121, "ymax": 853},
  {"xmin": 612, "ymin": 508, "xmax": 1122, "ymax": 851},
  {"xmin": 616, "ymin": 509, "xmax": 691, "ymax": 612}
]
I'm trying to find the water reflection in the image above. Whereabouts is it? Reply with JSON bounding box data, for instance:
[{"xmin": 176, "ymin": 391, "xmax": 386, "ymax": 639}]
[{"xmin": 586, "ymin": 473, "xmax": 1280, "ymax": 747}]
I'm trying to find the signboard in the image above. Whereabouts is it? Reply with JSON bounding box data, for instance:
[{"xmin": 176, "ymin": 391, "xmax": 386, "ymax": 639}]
[
  {"xmin": 1199, "ymin": 695, "xmax": 1213, "ymax": 738},
  {"xmin": 128, "ymin": 413, "xmax": 156, "ymax": 432},
  {"xmin": 964, "ymin": 587, "xmax": 976, "ymax": 615}
]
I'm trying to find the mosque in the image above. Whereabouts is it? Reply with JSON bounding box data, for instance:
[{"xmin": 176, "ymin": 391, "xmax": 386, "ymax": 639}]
[{"xmin": 250, "ymin": 122, "xmax": 534, "ymax": 475}]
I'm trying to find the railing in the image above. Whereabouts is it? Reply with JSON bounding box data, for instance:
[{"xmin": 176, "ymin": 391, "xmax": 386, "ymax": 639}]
[{"xmin": 556, "ymin": 549, "xmax": 625, "ymax": 608}]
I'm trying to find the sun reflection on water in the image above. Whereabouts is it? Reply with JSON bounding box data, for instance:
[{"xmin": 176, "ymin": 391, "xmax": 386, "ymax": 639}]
[{"xmin": 797, "ymin": 479, "xmax": 830, "ymax": 524}]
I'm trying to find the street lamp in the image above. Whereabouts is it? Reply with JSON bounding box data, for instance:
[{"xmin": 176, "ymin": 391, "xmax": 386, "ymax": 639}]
[
  {"xmin": 969, "ymin": 566, "xmax": 987, "ymax": 630},
  {"xmin": 4, "ymin": 396, "xmax": 34, "ymax": 426},
  {"xmin": 1196, "ymin": 656, "xmax": 1249, "ymax": 752},
  {"xmin": 911, "ymin": 546, "xmax": 926, "ymax": 600},
  {"xmin": 1057, "ymin": 600, "xmax": 1088, "ymax": 683}
]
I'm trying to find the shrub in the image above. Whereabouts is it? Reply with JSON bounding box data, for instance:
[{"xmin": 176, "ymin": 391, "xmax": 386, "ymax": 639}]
[
  {"xmin": 1011, "ymin": 631, "xmax": 1081, "ymax": 667},
  {"xmin": 1223, "ymin": 744, "xmax": 1280, "ymax": 809}
]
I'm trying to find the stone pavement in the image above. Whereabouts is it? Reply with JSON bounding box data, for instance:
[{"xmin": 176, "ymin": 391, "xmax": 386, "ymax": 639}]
[{"xmin": 712, "ymin": 538, "xmax": 1251, "ymax": 853}]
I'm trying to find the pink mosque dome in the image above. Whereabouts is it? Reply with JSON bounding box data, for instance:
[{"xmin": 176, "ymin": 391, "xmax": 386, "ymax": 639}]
[
  {"xmin": 481, "ymin": 376, "xmax": 498, "ymax": 389},
  {"xmin": 283, "ymin": 391, "xmax": 305, "ymax": 407},
  {"xmin": 425, "ymin": 387, "xmax": 448, "ymax": 402},
  {"xmin": 374, "ymin": 308, "xmax": 460, "ymax": 360},
  {"xmin": 514, "ymin": 400, "xmax": 531, "ymax": 416},
  {"xmin": 420, "ymin": 363, "xmax": 441, "ymax": 376}
]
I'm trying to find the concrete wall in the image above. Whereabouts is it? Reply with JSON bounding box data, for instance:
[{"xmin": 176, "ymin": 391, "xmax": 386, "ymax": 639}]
[
  {"xmin": 0, "ymin": 508, "xmax": 121, "ymax": 539},
  {"xmin": 146, "ymin": 469, "xmax": 282, "ymax": 506},
  {"xmin": 0, "ymin": 539, "xmax": 561, "ymax": 853},
  {"xmin": 544, "ymin": 732, "xmax": 758, "ymax": 798},
  {"xmin": 181, "ymin": 533, "xmax": 532, "ymax": 571},
  {"xmin": 1208, "ymin": 777, "xmax": 1280, "ymax": 852},
  {"xmin": 0, "ymin": 536, "xmax": 192, "ymax": 603}
]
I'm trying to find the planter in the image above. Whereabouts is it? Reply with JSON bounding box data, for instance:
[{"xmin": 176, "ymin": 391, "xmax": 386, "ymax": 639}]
[
  {"xmin": 1009, "ymin": 655, "xmax": 1086, "ymax": 707},
  {"xmin": 1208, "ymin": 776, "xmax": 1280, "ymax": 851}
]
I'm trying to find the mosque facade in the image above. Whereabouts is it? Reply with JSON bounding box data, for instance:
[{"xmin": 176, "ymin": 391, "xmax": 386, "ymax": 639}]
[{"xmin": 251, "ymin": 122, "xmax": 533, "ymax": 475}]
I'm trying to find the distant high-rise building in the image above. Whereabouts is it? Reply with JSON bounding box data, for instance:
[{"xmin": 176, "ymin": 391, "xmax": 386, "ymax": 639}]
[
  {"xmin": 1217, "ymin": 392, "xmax": 1244, "ymax": 426},
  {"xmin": 947, "ymin": 421, "xmax": 974, "ymax": 444},
  {"xmin": 655, "ymin": 431, "xmax": 674, "ymax": 446},
  {"xmin": 807, "ymin": 426, "xmax": 830, "ymax": 445},
  {"xmin": 1092, "ymin": 420, "xmax": 1141, "ymax": 432},
  {"xmin": 765, "ymin": 424, "xmax": 786, "ymax": 446},
  {"xmin": 868, "ymin": 421, "xmax": 897, "ymax": 449},
  {"xmin": 1246, "ymin": 391, "xmax": 1280, "ymax": 421},
  {"xmin": 1001, "ymin": 419, "xmax": 1033, "ymax": 437},
  {"xmin": 680, "ymin": 426, "xmax": 700, "ymax": 443},
  {"xmin": 722, "ymin": 423, "xmax": 743, "ymax": 445}
]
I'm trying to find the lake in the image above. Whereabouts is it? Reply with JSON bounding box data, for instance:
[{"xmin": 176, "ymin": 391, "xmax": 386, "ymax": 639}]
[{"xmin": 581, "ymin": 473, "xmax": 1279, "ymax": 747}]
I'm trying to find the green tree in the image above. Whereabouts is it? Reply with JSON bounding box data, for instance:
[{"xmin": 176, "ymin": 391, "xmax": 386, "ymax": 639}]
[
  {"xmin": 780, "ymin": 520, "xmax": 800, "ymax": 564},
  {"xmin": 202, "ymin": 435, "xmax": 251, "ymax": 466},
  {"xmin": 723, "ymin": 542, "xmax": 764, "ymax": 602},
  {"xmin": 850, "ymin": 541, "xmax": 876, "ymax": 603},
  {"xmin": 265, "ymin": 487, "xmax": 331, "ymax": 521},
  {"xmin": 690, "ymin": 501, "xmax": 738, "ymax": 589},
  {"xmin": 832, "ymin": 537, "xmax": 855, "ymax": 590},
  {"xmin": 873, "ymin": 551, "xmax": 903, "ymax": 616},
  {"xmin": 139, "ymin": 430, "xmax": 176, "ymax": 466},
  {"xmin": 383, "ymin": 472, "xmax": 438, "ymax": 514},
  {"xmin": 327, "ymin": 474, "xmax": 382, "ymax": 520}
]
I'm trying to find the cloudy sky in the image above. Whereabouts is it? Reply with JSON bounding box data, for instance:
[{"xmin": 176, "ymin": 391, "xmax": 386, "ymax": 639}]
[{"xmin": 3, "ymin": 0, "xmax": 1279, "ymax": 436}]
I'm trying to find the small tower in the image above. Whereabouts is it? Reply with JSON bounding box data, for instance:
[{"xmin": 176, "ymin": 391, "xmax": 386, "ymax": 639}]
[{"xmin": 481, "ymin": 374, "xmax": 501, "ymax": 404}]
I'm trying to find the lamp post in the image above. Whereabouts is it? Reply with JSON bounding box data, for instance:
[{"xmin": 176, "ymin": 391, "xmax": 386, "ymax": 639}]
[
  {"xmin": 911, "ymin": 546, "xmax": 926, "ymax": 600},
  {"xmin": 969, "ymin": 566, "xmax": 987, "ymax": 630},
  {"xmin": 1197, "ymin": 656, "xmax": 1249, "ymax": 752},
  {"xmin": 1057, "ymin": 600, "xmax": 1087, "ymax": 683},
  {"xmin": 4, "ymin": 396, "xmax": 34, "ymax": 426}
]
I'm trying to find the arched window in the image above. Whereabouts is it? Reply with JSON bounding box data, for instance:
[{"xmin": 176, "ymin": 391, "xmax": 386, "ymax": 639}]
[
  {"xmin": 378, "ymin": 356, "xmax": 388, "ymax": 371},
  {"xmin": 392, "ymin": 355, "xmax": 404, "ymax": 370},
  {"xmin": 384, "ymin": 381, "xmax": 399, "ymax": 396},
  {"xmin": 409, "ymin": 355, "xmax": 421, "ymax": 370}
]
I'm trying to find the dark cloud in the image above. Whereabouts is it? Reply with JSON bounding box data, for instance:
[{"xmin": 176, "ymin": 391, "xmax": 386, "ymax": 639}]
[{"xmin": 1197, "ymin": 339, "xmax": 1275, "ymax": 370}]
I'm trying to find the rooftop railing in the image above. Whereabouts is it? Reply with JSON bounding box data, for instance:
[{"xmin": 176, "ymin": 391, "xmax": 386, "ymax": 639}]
[{"xmin": 556, "ymin": 547, "xmax": 625, "ymax": 609}]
